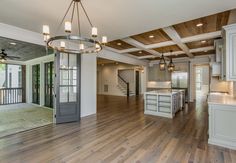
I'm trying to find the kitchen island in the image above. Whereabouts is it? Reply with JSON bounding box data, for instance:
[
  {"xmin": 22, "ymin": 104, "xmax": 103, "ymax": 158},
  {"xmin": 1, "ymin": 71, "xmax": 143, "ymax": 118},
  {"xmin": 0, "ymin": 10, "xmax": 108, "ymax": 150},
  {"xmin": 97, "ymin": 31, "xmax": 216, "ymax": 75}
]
[{"xmin": 144, "ymin": 90, "xmax": 185, "ymax": 118}]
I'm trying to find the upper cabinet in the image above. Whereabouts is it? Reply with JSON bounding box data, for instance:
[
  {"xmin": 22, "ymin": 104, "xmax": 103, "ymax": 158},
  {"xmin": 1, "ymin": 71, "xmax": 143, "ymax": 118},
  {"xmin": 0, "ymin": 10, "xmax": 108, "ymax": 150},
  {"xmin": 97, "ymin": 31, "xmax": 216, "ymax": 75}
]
[{"xmin": 222, "ymin": 24, "xmax": 236, "ymax": 81}]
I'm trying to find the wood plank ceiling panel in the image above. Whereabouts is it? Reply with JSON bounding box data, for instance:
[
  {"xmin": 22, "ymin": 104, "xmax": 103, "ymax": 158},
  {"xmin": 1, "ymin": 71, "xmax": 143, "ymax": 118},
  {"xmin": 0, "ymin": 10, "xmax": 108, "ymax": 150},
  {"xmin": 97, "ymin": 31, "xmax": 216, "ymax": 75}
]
[
  {"xmin": 173, "ymin": 11, "xmax": 230, "ymax": 38},
  {"xmin": 186, "ymin": 39, "xmax": 214, "ymax": 49},
  {"xmin": 193, "ymin": 50, "xmax": 216, "ymax": 56},
  {"xmin": 129, "ymin": 50, "xmax": 153, "ymax": 57},
  {"xmin": 106, "ymin": 40, "xmax": 135, "ymax": 50},
  {"xmin": 168, "ymin": 54, "xmax": 188, "ymax": 58},
  {"xmin": 154, "ymin": 45, "xmax": 182, "ymax": 53},
  {"xmin": 131, "ymin": 29, "xmax": 172, "ymax": 45}
]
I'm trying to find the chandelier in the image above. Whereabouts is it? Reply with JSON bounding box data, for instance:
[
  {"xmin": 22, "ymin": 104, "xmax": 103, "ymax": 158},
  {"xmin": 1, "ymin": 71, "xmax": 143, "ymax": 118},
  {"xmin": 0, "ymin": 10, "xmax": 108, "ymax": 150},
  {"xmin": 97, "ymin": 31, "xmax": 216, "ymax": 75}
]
[
  {"xmin": 159, "ymin": 52, "xmax": 166, "ymax": 71},
  {"xmin": 167, "ymin": 50, "xmax": 175, "ymax": 72},
  {"xmin": 42, "ymin": 0, "xmax": 107, "ymax": 54}
]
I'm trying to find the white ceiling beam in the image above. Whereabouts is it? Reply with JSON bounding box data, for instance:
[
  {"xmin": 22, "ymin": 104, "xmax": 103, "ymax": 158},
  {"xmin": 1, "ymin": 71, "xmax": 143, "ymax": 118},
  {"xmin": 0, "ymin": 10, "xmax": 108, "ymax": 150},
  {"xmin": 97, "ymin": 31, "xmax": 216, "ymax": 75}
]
[
  {"xmin": 139, "ymin": 46, "xmax": 215, "ymax": 59},
  {"xmin": 122, "ymin": 37, "xmax": 161, "ymax": 57},
  {"xmin": 181, "ymin": 31, "xmax": 221, "ymax": 43},
  {"xmin": 189, "ymin": 46, "xmax": 214, "ymax": 53},
  {"xmin": 104, "ymin": 46, "xmax": 140, "ymax": 59},
  {"xmin": 119, "ymin": 48, "xmax": 140, "ymax": 53},
  {"xmin": 145, "ymin": 40, "xmax": 176, "ymax": 49},
  {"xmin": 162, "ymin": 26, "xmax": 194, "ymax": 58}
]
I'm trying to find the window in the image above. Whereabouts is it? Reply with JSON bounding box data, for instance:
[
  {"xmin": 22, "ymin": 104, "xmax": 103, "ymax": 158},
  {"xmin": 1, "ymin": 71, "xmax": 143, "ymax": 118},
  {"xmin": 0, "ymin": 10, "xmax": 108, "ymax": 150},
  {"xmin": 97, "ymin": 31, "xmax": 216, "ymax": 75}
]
[{"xmin": 0, "ymin": 64, "xmax": 22, "ymax": 88}]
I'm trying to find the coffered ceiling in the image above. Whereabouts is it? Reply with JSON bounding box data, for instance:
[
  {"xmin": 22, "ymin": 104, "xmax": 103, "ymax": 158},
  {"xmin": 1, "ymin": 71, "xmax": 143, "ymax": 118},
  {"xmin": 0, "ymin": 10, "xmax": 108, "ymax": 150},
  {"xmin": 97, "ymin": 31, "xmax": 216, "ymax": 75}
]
[{"xmin": 106, "ymin": 9, "xmax": 236, "ymax": 61}]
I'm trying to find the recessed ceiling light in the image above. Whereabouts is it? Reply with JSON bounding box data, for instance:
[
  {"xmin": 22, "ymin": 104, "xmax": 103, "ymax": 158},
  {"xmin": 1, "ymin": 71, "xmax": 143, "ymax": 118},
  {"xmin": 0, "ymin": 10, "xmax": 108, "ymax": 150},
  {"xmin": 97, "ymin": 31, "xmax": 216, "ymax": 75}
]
[
  {"xmin": 196, "ymin": 23, "xmax": 203, "ymax": 27},
  {"xmin": 10, "ymin": 42, "xmax": 16, "ymax": 45},
  {"xmin": 115, "ymin": 62, "xmax": 119, "ymax": 65},
  {"xmin": 149, "ymin": 35, "xmax": 154, "ymax": 38},
  {"xmin": 201, "ymin": 40, "xmax": 206, "ymax": 43},
  {"xmin": 117, "ymin": 43, "xmax": 122, "ymax": 46},
  {"xmin": 138, "ymin": 51, "xmax": 142, "ymax": 54},
  {"xmin": 204, "ymin": 50, "xmax": 208, "ymax": 52}
]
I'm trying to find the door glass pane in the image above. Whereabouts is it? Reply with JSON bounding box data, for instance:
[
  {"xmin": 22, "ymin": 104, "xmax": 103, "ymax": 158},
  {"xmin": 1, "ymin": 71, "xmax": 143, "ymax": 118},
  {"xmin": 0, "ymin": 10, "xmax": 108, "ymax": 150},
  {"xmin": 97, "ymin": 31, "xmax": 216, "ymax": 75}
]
[
  {"xmin": 0, "ymin": 64, "xmax": 6, "ymax": 88},
  {"xmin": 60, "ymin": 53, "xmax": 68, "ymax": 69},
  {"xmin": 69, "ymin": 54, "xmax": 77, "ymax": 69},
  {"xmin": 69, "ymin": 86, "xmax": 77, "ymax": 102},
  {"xmin": 60, "ymin": 70, "xmax": 69, "ymax": 85},
  {"xmin": 69, "ymin": 70, "xmax": 77, "ymax": 86},
  {"xmin": 60, "ymin": 87, "xmax": 68, "ymax": 103}
]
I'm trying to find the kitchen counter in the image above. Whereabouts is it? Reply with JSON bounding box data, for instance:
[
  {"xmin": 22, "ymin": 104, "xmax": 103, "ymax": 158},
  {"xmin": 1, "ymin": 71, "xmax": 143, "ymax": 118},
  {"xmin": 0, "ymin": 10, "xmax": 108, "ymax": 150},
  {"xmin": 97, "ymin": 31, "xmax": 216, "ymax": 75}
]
[{"xmin": 208, "ymin": 93, "xmax": 236, "ymax": 106}]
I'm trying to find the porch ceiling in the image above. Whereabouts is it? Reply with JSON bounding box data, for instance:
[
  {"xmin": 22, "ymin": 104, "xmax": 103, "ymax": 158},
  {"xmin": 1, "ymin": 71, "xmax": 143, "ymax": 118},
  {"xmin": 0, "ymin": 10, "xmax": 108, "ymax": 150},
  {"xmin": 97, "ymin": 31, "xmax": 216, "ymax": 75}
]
[{"xmin": 0, "ymin": 36, "xmax": 53, "ymax": 61}]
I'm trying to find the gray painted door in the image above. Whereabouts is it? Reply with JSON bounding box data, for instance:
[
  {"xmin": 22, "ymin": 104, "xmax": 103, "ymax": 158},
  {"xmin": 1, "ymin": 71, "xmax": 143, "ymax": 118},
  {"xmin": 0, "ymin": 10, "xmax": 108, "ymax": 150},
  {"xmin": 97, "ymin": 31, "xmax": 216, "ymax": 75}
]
[{"xmin": 54, "ymin": 52, "xmax": 81, "ymax": 124}]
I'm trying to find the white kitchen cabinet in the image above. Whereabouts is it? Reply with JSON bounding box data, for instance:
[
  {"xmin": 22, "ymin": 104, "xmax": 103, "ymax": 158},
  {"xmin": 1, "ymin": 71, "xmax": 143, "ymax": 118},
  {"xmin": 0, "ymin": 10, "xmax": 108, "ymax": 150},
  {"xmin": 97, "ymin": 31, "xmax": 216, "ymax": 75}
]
[
  {"xmin": 214, "ymin": 39, "xmax": 223, "ymax": 63},
  {"xmin": 211, "ymin": 62, "xmax": 221, "ymax": 76},
  {"xmin": 223, "ymin": 24, "xmax": 236, "ymax": 81}
]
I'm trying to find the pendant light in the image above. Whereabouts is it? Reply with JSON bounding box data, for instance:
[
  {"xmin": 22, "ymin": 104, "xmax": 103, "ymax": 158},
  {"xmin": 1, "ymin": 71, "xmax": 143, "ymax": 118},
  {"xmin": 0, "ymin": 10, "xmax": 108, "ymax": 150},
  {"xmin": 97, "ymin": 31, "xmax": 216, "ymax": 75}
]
[
  {"xmin": 168, "ymin": 50, "xmax": 175, "ymax": 72},
  {"xmin": 159, "ymin": 50, "xmax": 166, "ymax": 71}
]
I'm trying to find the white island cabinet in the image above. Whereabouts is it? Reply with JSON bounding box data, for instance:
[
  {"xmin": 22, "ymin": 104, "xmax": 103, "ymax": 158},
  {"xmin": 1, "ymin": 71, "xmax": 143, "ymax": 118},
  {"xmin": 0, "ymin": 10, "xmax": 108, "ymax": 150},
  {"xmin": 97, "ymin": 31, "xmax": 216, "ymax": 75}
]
[
  {"xmin": 144, "ymin": 90, "xmax": 183, "ymax": 118},
  {"xmin": 208, "ymin": 94, "xmax": 236, "ymax": 150}
]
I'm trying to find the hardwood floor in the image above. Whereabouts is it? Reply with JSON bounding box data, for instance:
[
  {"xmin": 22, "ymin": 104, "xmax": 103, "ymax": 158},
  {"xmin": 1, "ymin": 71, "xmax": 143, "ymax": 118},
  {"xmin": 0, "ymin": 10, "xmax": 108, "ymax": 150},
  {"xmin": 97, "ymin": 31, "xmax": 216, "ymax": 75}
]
[{"xmin": 0, "ymin": 95, "xmax": 235, "ymax": 163}]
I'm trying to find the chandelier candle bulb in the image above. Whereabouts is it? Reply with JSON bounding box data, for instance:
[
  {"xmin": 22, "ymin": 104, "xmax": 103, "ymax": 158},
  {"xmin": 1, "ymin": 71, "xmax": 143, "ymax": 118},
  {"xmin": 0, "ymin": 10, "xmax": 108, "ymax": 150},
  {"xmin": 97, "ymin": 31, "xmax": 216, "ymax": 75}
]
[
  {"xmin": 43, "ymin": 35, "xmax": 50, "ymax": 42},
  {"xmin": 60, "ymin": 41, "xmax": 66, "ymax": 49},
  {"xmin": 80, "ymin": 43, "xmax": 85, "ymax": 50},
  {"xmin": 95, "ymin": 44, "xmax": 100, "ymax": 49},
  {"xmin": 65, "ymin": 21, "xmax": 72, "ymax": 33},
  {"xmin": 102, "ymin": 36, "xmax": 107, "ymax": 44},
  {"xmin": 92, "ymin": 27, "xmax": 98, "ymax": 37},
  {"xmin": 43, "ymin": 25, "xmax": 50, "ymax": 35}
]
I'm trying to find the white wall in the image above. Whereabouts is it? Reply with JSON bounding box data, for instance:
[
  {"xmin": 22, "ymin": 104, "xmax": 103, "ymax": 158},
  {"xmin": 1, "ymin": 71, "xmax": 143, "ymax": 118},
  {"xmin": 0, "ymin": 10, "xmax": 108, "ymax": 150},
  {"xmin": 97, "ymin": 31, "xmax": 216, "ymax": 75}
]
[
  {"xmin": 97, "ymin": 63, "xmax": 138, "ymax": 96},
  {"xmin": 81, "ymin": 54, "xmax": 97, "ymax": 117}
]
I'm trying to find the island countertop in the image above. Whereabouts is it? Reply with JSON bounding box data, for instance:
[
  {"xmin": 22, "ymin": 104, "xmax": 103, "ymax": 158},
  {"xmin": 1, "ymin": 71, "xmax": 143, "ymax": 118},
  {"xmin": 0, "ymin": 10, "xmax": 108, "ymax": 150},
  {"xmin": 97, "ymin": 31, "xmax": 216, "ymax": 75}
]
[
  {"xmin": 208, "ymin": 93, "xmax": 236, "ymax": 106},
  {"xmin": 145, "ymin": 89, "xmax": 185, "ymax": 95}
]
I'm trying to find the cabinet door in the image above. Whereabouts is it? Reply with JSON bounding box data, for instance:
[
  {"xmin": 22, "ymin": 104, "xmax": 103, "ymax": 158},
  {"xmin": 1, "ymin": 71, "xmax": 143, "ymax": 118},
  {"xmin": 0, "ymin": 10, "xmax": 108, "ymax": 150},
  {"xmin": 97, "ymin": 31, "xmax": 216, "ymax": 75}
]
[{"xmin": 224, "ymin": 24, "xmax": 236, "ymax": 81}]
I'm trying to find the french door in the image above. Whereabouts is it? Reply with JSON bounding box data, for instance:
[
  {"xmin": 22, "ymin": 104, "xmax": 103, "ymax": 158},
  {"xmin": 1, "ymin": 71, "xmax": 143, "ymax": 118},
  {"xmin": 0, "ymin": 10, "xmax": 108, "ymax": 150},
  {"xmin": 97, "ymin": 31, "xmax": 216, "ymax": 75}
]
[
  {"xmin": 45, "ymin": 62, "xmax": 54, "ymax": 108},
  {"xmin": 55, "ymin": 52, "xmax": 80, "ymax": 123},
  {"xmin": 32, "ymin": 64, "xmax": 40, "ymax": 104}
]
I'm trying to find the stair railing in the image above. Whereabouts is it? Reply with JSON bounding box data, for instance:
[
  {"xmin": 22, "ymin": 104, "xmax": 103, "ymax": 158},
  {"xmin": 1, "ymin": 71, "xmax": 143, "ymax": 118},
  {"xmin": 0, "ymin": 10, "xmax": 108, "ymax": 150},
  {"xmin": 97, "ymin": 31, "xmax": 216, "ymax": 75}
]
[{"xmin": 118, "ymin": 74, "xmax": 129, "ymax": 97}]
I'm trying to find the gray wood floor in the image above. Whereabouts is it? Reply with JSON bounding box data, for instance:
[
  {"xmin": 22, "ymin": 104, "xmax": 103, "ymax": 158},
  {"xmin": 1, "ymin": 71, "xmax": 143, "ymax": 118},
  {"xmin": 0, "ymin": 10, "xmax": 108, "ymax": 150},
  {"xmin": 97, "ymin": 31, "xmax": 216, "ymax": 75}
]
[{"xmin": 0, "ymin": 95, "xmax": 235, "ymax": 163}]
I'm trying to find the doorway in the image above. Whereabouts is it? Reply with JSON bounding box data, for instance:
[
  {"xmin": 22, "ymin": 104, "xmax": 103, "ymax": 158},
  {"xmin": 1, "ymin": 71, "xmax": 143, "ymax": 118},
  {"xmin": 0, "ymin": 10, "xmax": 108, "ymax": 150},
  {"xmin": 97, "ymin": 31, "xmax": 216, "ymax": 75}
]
[
  {"xmin": 32, "ymin": 64, "xmax": 40, "ymax": 104},
  {"xmin": 45, "ymin": 62, "xmax": 54, "ymax": 108},
  {"xmin": 195, "ymin": 65, "xmax": 210, "ymax": 102},
  {"xmin": 135, "ymin": 71, "xmax": 140, "ymax": 96}
]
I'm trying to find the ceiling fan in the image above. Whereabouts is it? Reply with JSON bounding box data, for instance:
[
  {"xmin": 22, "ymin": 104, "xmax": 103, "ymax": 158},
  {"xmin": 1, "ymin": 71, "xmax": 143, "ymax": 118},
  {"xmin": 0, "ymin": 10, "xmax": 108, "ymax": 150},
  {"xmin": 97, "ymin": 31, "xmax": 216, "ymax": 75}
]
[{"xmin": 0, "ymin": 49, "xmax": 21, "ymax": 62}]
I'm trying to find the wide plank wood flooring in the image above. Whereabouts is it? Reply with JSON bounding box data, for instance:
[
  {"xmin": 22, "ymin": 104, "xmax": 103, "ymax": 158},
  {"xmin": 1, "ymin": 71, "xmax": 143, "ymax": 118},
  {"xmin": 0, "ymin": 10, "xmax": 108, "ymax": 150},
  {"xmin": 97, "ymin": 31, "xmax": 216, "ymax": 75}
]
[{"xmin": 0, "ymin": 95, "xmax": 235, "ymax": 163}]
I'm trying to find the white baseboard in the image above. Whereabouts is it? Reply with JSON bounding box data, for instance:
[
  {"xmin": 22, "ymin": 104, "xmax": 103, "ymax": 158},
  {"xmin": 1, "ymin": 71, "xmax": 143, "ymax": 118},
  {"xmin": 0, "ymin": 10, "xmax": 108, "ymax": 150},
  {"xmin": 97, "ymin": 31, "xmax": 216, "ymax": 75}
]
[{"xmin": 208, "ymin": 138, "xmax": 236, "ymax": 150}]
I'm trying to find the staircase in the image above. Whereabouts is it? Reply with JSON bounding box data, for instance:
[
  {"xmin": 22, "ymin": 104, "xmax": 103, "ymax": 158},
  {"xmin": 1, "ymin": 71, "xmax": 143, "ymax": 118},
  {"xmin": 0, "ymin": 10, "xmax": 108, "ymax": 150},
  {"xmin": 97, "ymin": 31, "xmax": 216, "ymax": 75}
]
[{"xmin": 117, "ymin": 75, "xmax": 135, "ymax": 96}]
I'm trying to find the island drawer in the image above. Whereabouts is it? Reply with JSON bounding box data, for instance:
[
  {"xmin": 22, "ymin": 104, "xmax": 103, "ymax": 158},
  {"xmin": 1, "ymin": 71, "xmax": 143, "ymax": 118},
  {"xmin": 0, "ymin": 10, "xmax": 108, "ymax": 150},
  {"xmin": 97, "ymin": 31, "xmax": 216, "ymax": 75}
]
[
  {"xmin": 146, "ymin": 105, "xmax": 157, "ymax": 111},
  {"xmin": 146, "ymin": 99, "xmax": 157, "ymax": 105},
  {"xmin": 158, "ymin": 95, "xmax": 171, "ymax": 102},
  {"xmin": 158, "ymin": 102, "xmax": 171, "ymax": 107},
  {"xmin": 158, "ymin": 106, "xmax": 171, "ymax": 113},
  {"xmin": 146, "ymin": 94, "xmax": 157, "ymax": 100}
]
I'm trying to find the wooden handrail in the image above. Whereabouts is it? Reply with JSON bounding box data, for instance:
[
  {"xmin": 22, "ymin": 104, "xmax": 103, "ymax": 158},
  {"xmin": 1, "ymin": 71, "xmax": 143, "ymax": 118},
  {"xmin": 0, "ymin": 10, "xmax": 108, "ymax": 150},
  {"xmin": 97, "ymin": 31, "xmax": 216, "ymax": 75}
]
[{"xmin": 118, "ymin": 75, "xmax": 129, "ymax": 97}]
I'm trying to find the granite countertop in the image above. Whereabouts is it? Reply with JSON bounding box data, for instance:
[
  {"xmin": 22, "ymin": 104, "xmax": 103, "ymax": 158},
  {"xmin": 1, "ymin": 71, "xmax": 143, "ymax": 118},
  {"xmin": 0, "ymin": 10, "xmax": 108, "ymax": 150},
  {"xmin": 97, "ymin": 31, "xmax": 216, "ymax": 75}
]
[{"xmin": 208, "ymin": 93, "xmax": 236, "ymax": 106}]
